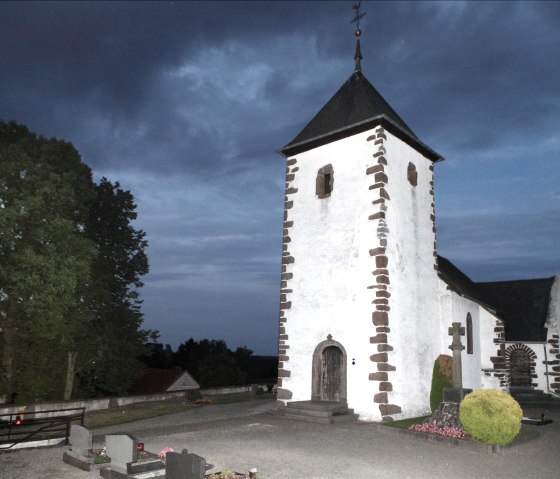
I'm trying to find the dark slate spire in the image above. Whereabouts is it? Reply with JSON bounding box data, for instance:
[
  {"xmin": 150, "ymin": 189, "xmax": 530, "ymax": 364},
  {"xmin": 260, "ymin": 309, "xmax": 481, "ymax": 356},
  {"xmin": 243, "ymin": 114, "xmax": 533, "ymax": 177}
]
[
  {"xmin": 352, "ymin": 1, "xmax": 365, "ymax": 72},
  {"xmin": 354, "ymin": 37, "xmax": 362, "ymax": 72},
  {"xmin": 279, "ymin": 2, "xmax": 443, "ymax": 161}
]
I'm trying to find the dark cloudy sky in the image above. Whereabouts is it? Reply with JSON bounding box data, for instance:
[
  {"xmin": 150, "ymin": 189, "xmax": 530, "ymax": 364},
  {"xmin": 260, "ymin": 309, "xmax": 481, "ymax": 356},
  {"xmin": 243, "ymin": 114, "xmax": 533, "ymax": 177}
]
[{"xmin": 1, "ymin": 1, "xmax": 559, "ymax": 355}]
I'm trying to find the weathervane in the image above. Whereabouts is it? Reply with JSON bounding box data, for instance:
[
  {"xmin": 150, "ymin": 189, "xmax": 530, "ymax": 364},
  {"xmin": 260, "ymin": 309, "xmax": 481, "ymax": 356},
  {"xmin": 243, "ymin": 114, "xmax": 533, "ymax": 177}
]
[{"xmin": 351, "ymin": 1, "xmax": 367, "ymax": 71}]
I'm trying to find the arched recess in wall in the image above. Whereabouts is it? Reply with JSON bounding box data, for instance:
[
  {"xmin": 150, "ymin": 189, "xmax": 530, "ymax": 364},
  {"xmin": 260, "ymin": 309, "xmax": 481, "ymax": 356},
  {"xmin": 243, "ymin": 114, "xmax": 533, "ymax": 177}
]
[
  {"xmin": 311, "ymin": 336, "xmax": 347, "ymax": 403},
  {"xmin": 505, "ymin": 343, "xmax": 537, "ymax": 388},
  {"xmin": 466, "ymin": 313, "xmax": 473, "ymax": 354}
]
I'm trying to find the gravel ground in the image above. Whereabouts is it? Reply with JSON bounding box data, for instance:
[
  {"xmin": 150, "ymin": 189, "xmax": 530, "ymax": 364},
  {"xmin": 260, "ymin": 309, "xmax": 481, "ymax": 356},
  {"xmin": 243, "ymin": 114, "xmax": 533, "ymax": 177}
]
[{"xmin": 1, "ymin": 400, "xmax": 559, "ymax": 479}]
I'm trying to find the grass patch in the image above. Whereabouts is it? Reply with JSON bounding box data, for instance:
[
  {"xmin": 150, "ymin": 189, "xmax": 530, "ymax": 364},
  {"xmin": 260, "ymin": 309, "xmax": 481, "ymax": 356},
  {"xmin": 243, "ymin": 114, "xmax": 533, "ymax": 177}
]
[
  {"xmin": 382, "ymin": 416, "xmax": 428, "ymax": 429},
  {"xmin": 85, "ymin": 392, "xmax": 271, "ymax": 429}
]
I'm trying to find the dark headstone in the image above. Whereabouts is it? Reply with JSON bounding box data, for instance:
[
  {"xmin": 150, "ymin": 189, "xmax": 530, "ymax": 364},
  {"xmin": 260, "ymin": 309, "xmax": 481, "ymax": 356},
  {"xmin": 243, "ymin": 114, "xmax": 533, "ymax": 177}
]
[
  {"xmin": 443, "ymin": 387, "xmax": 472, "ymax": 403},
  {"xmin": 166, "ymin": 450, "xmax": 206, "ymax": 479}
]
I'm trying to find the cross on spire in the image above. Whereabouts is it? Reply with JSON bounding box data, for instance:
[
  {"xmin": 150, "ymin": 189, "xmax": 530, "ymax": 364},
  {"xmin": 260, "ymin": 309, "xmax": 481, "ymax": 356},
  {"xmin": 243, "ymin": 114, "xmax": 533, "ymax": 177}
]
[{"xmin": 351, "ymin": 1, "xmax": 367, "ymax": 72}]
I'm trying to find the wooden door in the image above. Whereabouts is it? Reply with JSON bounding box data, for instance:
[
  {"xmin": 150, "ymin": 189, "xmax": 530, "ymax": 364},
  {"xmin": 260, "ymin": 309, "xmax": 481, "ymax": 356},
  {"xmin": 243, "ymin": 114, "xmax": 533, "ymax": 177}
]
[
  {"xmin": 510, "ymin": 350, "xmax": 531, "ymax": 387},
  {"xmin": 321, "ymin": 346, "xmax": 343, "ymax": 401}
]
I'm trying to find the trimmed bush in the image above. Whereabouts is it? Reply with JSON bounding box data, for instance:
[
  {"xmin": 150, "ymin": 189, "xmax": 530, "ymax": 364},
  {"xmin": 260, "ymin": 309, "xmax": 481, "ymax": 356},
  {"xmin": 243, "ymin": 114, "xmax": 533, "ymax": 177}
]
[
  {"xmin": 459, "ymin": 389, "xmax": 523, "ymax": 446},
  {"xmin": 430, "ymin": 354, "xmax": 453, "ymax": 411}
]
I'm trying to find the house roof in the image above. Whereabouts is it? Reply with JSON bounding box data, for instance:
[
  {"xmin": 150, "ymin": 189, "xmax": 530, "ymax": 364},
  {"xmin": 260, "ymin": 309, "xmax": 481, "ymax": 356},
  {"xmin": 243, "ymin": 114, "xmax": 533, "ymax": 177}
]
[
  {"xmin": 475, "ymin": 278, "xmax": 555, "ymax": 342},
  {"xmin": 129, "ymin": 368, "xmax": 199, "ymax": 395},
  {"xmin": 167, "ymin": 370, "xmax": 200, "ymax": 392},
  {"xmin": 279, "ymin": 69, "xmax": 443, "ymax": 162}
]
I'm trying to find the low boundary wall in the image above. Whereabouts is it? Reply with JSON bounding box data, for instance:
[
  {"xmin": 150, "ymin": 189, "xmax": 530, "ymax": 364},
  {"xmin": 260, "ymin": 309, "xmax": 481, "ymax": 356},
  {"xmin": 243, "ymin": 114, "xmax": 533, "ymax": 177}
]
[{"xmin": 0, "ymin": 384, "xmax": 273, "ymax": 418}]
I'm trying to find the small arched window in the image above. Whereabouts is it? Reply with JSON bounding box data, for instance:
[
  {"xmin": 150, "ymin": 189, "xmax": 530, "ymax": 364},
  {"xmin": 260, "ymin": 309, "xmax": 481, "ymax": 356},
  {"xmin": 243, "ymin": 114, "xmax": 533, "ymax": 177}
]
[
  {"xmin": 316, "ymin": 164, "xmax": 334, "ymax": 198},
  {"xmin": 407, "ymin": 162, "xmax": 418, "ymax": 187},
  {"xmin": 466, "ymin": 313, "xmax": 473, "ymax": 354}
]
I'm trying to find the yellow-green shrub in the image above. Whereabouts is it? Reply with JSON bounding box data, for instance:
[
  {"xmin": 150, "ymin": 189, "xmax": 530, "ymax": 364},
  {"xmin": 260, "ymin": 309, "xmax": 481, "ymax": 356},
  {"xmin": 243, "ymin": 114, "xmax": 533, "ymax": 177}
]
[{"xmin": 459, "ymin": 389, "xmax": 523, "ymax": 445}]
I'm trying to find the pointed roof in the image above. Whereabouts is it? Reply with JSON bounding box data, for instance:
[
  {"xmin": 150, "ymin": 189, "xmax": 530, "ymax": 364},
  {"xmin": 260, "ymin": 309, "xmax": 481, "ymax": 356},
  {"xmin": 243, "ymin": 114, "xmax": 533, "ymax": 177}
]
[{"xmin": 280, "ymin": 70, "xmax": 442, "ymax": 162}]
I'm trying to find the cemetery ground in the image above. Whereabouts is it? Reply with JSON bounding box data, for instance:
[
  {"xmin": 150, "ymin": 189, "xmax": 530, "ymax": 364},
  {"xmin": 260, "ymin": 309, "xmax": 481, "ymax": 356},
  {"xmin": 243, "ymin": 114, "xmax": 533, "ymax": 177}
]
[{"xmin": 1, "ymin": 399, "xmax": 560, "ymax": 479}]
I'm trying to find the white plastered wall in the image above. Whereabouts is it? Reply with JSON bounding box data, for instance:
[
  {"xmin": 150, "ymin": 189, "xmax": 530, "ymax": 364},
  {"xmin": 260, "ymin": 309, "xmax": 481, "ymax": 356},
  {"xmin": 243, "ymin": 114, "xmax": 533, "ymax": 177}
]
[
  {"xmin": 281, "ymin": 129, "xmax": 385, "ymax": 420},
  {"xmin": 380, "ymin": 133, "xmax": 441, "ymax": 419},
  {"xmin": 280, "ymin": 128, "xmax": 442, "ymax": 421},
  {"xmin": 438, "ymin": 280, "xmax": 503, "ymax": 391}
]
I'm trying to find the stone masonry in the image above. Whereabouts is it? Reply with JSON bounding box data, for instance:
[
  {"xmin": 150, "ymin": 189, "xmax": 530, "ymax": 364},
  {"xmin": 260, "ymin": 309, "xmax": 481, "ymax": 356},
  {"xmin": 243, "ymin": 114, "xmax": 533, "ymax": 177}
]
[
  {"xmin": 366, "ymin": 127, "xmax": 401, "ymax": 420},
  {"xmin": 277, "ymin": 157, "xmax": 299, "ymax": 401}
]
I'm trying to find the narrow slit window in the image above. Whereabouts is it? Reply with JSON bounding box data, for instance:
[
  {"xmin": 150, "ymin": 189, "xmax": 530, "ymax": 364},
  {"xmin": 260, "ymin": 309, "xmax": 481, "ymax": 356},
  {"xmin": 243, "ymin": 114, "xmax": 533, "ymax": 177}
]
[
  {"xmin": 324, "ymin": 173, "xmax": 332, "ymax": 195},
  {"xmin": 316, "ymin": 164, "xmax": 334, "ymax": 198},
  {"xmin": 466, "ymin": 313, "xmax": 473, "ymax": 354},
  {"xmin": 407, "ymin": 162, "xmax": 418, "ymax": 186}
]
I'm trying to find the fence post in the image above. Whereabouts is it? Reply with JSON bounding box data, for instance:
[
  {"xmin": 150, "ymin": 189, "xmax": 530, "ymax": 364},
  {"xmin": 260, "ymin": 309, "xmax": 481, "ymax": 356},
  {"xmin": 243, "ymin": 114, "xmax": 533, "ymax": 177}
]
[{"xmin": 65, "ymin": 417, "xmax": 71, "ymax": 445}]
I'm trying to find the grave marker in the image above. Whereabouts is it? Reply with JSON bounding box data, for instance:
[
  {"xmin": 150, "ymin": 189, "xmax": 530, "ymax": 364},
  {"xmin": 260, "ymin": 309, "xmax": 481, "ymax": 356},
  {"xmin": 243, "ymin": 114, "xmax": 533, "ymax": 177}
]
[
  {"xmin": 166, "ymin": 449, "xmax": 206, "ymax": 479},
  {"xmin": 105, "ymin": 434, "xmax": 138, "ymax": 474},
  {"xmin": 69, "ymin": 424, "xmax": 92, "ymax": 457}
]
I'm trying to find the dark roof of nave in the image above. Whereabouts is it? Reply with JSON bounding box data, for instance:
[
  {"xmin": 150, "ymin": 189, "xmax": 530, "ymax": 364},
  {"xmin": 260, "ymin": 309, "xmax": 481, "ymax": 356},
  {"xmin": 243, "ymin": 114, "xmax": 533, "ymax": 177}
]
[
  {"xmin": 476, "ymin": 278, "xmax": 555, "ymax": 342},
  {"xmin": 279, "ymin": 70, "xmax": 443, "ymax": 161},
  {"xmin": 437, "ymin": 256, "xmax": 494, "ymax": 311},
  {"xmin": 438, "ymin": 255, "xmax": 554, "ymax": 342}
]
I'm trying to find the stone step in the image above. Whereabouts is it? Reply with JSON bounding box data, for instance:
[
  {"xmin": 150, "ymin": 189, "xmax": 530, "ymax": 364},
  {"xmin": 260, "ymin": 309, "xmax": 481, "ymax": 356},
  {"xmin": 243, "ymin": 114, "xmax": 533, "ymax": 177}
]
[
  {"xmin": 280, "ymin": 406, "xmax": 355, "ymax": 418},
  {"xmin": 275, "ymin": 400, "xmax": 358, "ymax": 424},
  {"xmin": 276, "ymin": 410, "xmax": 359, "ymax": 424},
  {"xmin": 286, "ymin": 400, "xmax": 350, "ymax": 412}
]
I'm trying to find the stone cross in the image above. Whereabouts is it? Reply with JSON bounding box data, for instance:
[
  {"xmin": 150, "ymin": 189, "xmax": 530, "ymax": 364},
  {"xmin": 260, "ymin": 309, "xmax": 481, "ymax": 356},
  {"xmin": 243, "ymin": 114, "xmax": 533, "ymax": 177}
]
[{"xmin": 448, "ymin": 322, "xmax": 465, "ymax": 388}]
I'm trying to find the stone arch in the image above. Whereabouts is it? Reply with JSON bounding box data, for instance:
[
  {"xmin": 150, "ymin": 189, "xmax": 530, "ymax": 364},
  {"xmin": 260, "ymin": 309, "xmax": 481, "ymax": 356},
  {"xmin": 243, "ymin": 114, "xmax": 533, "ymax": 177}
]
[
  {"xmin": 311, "ymin": 336, "xmax": 347, "ymax": 403},
  {"xmin": 505, "ymin": 343, "xmax": 537, "ymax": 388}
]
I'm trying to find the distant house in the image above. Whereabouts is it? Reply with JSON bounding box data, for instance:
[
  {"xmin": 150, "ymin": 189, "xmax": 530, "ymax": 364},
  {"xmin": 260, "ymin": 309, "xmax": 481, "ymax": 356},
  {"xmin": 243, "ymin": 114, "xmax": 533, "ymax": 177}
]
[{"xmin": 130, "ymin": 368, "xmax": 199, "ymax": 395}]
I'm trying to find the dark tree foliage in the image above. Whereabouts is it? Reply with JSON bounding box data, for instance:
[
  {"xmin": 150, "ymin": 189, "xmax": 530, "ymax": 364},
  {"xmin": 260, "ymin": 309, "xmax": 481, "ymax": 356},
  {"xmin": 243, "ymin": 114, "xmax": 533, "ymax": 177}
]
[
  {"xmin": 139, "ymin": 339, "xmax": 278, "ymax": 388},
  {"xmin": 77, "ymin": 178, "xmax": 157, "ymax": 397},
  {"xmin": 0, "ymin": 120, "xmax": 155, "ymax": 403}
]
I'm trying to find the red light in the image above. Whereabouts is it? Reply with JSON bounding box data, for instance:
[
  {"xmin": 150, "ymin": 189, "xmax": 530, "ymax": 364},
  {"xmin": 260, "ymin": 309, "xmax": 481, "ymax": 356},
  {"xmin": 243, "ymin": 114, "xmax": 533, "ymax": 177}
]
[
  {"xmin": 15, "ymin": 419, "xmax": 22, "ymax": 425},
  {"xmin": 137, "ymin": 443, "xmax": 144, "ymax": 451}
]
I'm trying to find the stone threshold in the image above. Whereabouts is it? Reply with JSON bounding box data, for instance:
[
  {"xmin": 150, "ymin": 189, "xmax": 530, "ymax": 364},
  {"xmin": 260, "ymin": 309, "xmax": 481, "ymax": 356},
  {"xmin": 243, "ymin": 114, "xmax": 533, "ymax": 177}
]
[{"xmin": 376, "ymin": 423, "xmax": 540, "ymax": 454}]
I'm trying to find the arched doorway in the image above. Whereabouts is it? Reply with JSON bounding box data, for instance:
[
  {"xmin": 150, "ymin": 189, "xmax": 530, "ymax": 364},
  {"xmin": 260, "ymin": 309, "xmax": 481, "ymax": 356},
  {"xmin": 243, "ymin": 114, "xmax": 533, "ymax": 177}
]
[
  {"xmin": 321, "ymin": 346, "xmax": 343, "ymax": 401},
  {"xmin": 312, "ymin": 337, "xmax": 347, "ymax": 403},
  {"xmin": 509, "ymin": 349, "xmax": 531, "ymax": 387}
]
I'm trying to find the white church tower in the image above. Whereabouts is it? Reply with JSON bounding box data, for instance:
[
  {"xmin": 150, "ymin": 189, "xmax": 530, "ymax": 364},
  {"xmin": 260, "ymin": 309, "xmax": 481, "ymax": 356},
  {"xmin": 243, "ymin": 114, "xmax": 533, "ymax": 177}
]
[{"xmin": 276, "ymin": 26, "xmax": 446, "ymax": 421}]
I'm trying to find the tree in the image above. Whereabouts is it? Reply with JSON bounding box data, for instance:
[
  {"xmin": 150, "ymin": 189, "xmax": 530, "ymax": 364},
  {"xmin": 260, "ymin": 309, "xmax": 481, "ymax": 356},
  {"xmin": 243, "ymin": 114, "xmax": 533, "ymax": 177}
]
[
  {"xmin": 0, "ymin": 121, "xmax": 96, "ymax": 402},
  {"xmin": 0, "ymin": 121, "xmax": 156, "ymax": 402},
  {"xmin": 76, "ymin": 178, "xmax": 156, "ymax": 397}
]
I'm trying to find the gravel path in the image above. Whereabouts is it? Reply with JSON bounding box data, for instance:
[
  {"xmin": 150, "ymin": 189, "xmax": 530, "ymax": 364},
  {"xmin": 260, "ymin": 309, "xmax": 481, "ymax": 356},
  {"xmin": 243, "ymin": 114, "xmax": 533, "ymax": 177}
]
[{"xmin": 1, "ymin": 400, "xmax": 559, "ymax": 479}]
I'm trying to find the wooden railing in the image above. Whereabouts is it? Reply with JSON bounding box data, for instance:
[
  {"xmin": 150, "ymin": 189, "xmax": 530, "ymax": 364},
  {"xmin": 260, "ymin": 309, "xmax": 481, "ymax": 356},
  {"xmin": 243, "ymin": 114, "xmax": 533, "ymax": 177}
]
[{"xmin": 0, "ymin": 407, "xmax": 85, "ymax": 451}]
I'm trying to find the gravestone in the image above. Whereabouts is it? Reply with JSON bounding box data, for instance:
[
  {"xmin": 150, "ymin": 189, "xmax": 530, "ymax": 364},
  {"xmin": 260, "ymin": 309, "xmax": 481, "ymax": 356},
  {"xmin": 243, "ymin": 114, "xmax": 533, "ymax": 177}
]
[
  {"xmin": 105, "ymin": 434, "xmax": 138, "ymax": 475},
  {"xmin": 166, "ymin": 449, "xmax": 206, "ymax": 479},
  {"xmin": 425, "ymin": 323, "xmax": 472, "ymax": 429},
  {"xmin": 69, "ymin": 424, "xmax": 92, "ymax": 457},
  {"xmin": 448, "ymin": 322, "xmax": 465, "ymax": 388},
  {"xmin": 443, "ymin": 322, "xmax": 472, "ymax": 402},
  {"xmin": 63, "ymin": 425, "xmax": 98, "ymax": 472},
  {"xmin": 101, "ymin": 434, "xmax": 164, "ymax": 479}
]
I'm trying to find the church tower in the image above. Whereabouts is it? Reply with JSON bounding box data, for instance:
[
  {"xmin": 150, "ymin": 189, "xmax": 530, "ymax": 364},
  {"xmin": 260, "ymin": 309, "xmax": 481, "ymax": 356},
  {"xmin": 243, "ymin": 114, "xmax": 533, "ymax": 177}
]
[{"xmin": 276, "ymin": 22, "xmax": 445, "ymax": 421}]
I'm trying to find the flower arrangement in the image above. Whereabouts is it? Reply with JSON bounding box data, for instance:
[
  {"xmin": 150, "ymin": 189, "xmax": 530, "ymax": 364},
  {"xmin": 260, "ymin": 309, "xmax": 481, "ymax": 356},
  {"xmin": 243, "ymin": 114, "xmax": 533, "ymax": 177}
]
[
  {"xmin": 92, "ymin": 447, "xmax": 110, "ymax": 464},
  {"xmin": 409, "ymin": 421, "xmax": 469, "ymax": 439},
  {"xmin": 158, "ymin": 447, "xmax": 174, "ymax": 461},
  {"xmin": 207, "ymin": 470, "xmax": 250, "ymax": 479}
]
